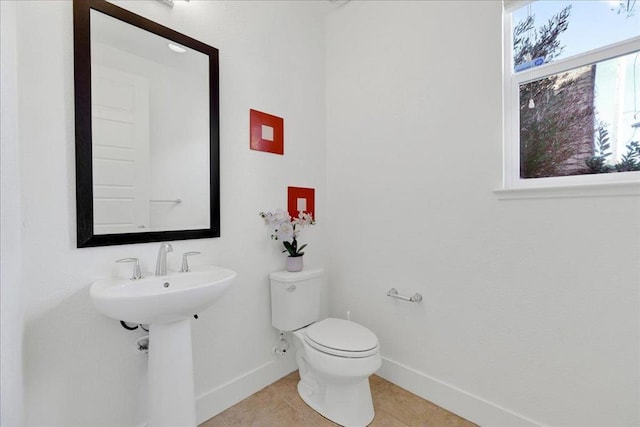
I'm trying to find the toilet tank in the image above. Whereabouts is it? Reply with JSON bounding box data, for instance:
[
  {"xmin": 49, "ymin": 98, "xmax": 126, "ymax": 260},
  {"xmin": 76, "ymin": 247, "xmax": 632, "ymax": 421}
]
[{"xmin": 270, "ymin": 268, "xmax": 323, "ymax": 332}]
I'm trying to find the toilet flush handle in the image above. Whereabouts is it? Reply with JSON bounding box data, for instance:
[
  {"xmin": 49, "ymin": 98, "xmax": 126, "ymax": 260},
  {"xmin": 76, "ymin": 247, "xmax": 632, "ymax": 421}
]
[{"xmin": 287, "ymin": 285, "xmax": 296, "ymax": 292}]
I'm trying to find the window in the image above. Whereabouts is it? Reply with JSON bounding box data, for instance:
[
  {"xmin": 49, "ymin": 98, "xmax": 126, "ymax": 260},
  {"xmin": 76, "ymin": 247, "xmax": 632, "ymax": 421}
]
[{"xmin": 503, "ymin": 0, "xmax": 640, "ymax": 190}]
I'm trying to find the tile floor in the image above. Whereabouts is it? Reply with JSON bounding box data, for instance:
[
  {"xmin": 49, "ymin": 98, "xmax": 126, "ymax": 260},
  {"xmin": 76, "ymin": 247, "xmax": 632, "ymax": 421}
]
[{"xmin": 200, "ymin": 371, "xmax": 477, "ymax": 427}]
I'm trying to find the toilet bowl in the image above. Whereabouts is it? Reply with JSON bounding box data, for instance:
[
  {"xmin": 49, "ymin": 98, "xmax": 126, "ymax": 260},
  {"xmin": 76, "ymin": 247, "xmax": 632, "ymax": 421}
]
[
  {"xmin": 293, "ymin": 318, "xmax": 381, "ymax": 426},
  {"xmin": 270, "ymin": 269, "xmax": 381, "ymax": 427}
]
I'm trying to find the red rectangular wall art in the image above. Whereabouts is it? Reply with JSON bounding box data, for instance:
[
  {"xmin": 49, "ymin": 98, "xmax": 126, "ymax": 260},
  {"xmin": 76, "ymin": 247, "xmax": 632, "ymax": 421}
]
[
  {"xmin": 250, "ymin": 109, "xmax": 284, "ymax": 155},
  {"xmin": 288, "ymin": 187, "xmax": 315, "ymax": 219}
]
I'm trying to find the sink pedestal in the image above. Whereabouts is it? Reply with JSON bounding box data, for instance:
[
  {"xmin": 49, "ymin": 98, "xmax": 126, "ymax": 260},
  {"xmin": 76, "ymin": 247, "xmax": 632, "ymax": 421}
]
[
  {"xmin": 90, "ymin": 265, "xmax": 237, "ymax": 426},
  {"xmin": 148, "ymin": 319, "xmax": 196, "ymax": 427}
]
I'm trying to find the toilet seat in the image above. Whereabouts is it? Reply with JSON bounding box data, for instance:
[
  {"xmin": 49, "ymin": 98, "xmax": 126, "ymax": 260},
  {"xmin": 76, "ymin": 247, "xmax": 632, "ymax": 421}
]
[{"xmin": 304, "ymin": 318, "xmax": 379, "ymax": 358}]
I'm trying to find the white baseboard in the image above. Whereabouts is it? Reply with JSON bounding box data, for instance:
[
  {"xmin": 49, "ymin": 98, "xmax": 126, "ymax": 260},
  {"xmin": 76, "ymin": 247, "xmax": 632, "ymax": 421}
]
[
  {"xmin": 195, "ymin": 356, "xmax": 297, "ymax": 424},
  {"xmin": 378, "ymin": 357, "xmax": 544, "ymax": 427}
]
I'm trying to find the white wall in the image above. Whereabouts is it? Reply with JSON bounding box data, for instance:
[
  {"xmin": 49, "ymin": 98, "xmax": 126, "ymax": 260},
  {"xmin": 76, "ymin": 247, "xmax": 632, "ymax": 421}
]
[
  {"xmin": 5, "ymin": 1, "xmax": 328, "ymax": 425},
  {"xmin": 93, "ymin": 42, "xmax": 211, "ymax": 231},
  {"xmin": 326, "ymin": 2, "xmax": 639, "ymax": 427},
  {"xmin": 1, "ymin": 1, "xmax": 24, "ymax": 426}
]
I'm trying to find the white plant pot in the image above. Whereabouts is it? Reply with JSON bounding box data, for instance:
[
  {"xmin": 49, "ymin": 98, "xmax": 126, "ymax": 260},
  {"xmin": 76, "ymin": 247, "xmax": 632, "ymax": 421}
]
[{"xmin": 286, "ymin": 256, "xmax": 304, "ymax": 272}]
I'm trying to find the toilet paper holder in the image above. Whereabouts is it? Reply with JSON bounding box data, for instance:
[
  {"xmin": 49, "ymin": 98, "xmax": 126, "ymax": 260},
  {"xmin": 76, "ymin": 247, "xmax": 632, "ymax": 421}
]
[{"xmin": 387, "ymin": 288, "xmax": 422, "ymax": 303}]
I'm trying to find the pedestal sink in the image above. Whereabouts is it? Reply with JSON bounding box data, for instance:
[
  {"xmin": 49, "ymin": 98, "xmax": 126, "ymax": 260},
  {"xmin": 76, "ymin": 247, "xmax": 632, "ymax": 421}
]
[{"xmin": 90, "ymin": 265, "xmax": 236, "ymax": 427}]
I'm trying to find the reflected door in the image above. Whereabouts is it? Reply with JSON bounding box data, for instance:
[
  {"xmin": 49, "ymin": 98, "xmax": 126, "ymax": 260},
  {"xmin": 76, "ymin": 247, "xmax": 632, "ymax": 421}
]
[{"xmin": 91, "ymin": 65, "xmax": 150, "ymax": 234}]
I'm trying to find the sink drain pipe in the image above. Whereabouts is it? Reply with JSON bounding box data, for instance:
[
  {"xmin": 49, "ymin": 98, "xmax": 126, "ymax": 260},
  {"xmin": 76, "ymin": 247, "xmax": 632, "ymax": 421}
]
[
  {"xmin": 136, "ymin": 335, "xmax": 150, "ymax": 354},
  {"xmin": 120, "ymin": 320, "xmax": 149, "ymax": 332}
]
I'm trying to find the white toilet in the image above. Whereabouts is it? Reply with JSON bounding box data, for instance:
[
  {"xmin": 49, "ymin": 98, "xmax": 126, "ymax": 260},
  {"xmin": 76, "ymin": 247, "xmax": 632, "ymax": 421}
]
[{"xmin": 270, "ymin": 268, "xmax": 381, "ymax": 427}]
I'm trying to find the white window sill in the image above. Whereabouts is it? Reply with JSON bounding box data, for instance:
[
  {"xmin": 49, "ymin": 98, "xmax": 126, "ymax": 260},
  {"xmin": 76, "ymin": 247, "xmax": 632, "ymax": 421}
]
[{"xmin": 494, "ymin": 181, "xmax": 640, "ymax": 200}]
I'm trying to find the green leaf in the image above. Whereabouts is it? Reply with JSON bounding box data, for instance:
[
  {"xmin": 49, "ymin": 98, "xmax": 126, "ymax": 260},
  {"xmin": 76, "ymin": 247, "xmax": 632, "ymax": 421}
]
[{"xmin": 282, "ymin": 241, "xmax": 296, "ymax": 256}]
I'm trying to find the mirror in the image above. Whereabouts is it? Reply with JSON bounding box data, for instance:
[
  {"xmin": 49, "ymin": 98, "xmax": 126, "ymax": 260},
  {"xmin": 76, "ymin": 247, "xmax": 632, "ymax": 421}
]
[{"xmin": 73, "ymin": 0, "xmax": 220, "ymax": 247}]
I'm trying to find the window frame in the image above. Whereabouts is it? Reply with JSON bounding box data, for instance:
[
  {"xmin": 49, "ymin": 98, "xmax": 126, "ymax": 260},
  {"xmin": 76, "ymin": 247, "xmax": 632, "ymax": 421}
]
[{"xmin": 502, "ymin": 0, "xmax": 640, "ymax": 195}]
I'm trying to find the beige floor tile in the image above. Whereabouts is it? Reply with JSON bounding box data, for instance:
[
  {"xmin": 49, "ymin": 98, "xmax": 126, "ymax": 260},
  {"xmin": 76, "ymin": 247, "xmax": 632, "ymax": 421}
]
[
  {"xmin": 297, "ymin": 404, "xmax": 341, "ymax": 427},
  {"xmin": 369, "ymin": 374, "xmax": 388, "ymax": 388},
  {"xmin": 200, "ymin": 371, "xmax": 475, "ymax": 427},
  {"xmin": 199, "ymin": 414, "xmax": 228, "ymax": 427},
  {"xmin": 267, "ymin": 370, "xmax": 301, "ymax": 405},
  {"xmin": 286, "ymin": 394, "xmax": 319, "ymax": 416},
  {"xmin": 371, "ymin": 380, "xmax": 441, "ymax": 426},
  {"xmin": 258, "ymin": 401, "xmax": 314, "ymax": 427},
  {"xmin": 210, "ymin": 387, "xmax": 285, "ymax": 426},
  {"xmin": 369, "ymin": 410, "xmax": 410, "ymax": 427},
  {"xmin": 429, "ymin": 408, "xmax": 477, "ymax": 427}
]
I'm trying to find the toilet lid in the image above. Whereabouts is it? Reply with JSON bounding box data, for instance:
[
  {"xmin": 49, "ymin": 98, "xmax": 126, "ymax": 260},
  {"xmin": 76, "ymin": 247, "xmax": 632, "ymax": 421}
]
[{"xmin": 304, "ymin": 318, "xmax": 379, "ymax": 358}]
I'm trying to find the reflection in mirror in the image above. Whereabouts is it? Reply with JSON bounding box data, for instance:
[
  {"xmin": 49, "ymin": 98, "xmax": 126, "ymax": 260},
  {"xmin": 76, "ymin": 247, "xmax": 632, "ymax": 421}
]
[
  {"xmin": 74, "ymin": 0, "xmax": 219, "ymax": 247},
  {"xmin": 90, "ymin": 9, "xmax": 210, "ymax": 235}
]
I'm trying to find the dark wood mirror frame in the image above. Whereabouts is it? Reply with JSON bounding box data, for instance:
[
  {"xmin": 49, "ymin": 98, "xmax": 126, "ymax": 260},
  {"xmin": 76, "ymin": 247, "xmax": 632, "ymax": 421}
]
[{"xmin": 73, "ymin": 0, "xmax": 220, "ymax": 247}]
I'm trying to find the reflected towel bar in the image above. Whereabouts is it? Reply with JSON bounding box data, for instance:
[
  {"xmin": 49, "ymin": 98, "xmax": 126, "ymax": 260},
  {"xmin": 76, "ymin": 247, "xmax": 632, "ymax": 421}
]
[
  {"xmin": 387, "ymin": 288, "xmax": 422, "ymax": 303},
  {"xmin": 150, "ymin": 199, "xmax": 182, "ymax": 204}
]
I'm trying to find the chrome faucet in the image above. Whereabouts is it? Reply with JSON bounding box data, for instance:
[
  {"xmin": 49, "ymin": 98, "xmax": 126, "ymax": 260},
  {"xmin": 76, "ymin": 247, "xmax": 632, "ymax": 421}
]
[{"xmin": 155, "ymin": 242, "xmax": 173, "ymax": 276}]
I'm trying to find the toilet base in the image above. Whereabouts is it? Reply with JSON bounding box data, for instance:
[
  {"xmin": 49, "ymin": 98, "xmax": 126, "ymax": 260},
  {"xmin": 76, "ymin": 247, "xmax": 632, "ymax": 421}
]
[{"xmin": 297, "ymin": 375, "xmax": 375, "ymax": 427}]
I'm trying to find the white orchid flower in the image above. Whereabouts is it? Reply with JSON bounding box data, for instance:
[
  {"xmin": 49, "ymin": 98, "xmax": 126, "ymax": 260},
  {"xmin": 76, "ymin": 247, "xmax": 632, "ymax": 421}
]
[
  {"xmin": 274, "ymin": 209, "xmax": 290, "ymax": 224},
  {"xmin": 261, "ymin": 209, "xmax": 315, "ymax": 257},
  {"xmin": 293, "ymin": 211, "xmax": 315, "ymax": 227},
  {"xmin": 274, "ymin": 222, "xmax": 294, "ymax": 241}
]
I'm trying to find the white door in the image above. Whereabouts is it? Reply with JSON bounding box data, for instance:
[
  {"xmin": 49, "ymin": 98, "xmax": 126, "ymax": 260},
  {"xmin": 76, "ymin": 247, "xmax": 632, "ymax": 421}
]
[{"xmin": 91, "ymin": 65, "xmax": 150, "ymax": 234}]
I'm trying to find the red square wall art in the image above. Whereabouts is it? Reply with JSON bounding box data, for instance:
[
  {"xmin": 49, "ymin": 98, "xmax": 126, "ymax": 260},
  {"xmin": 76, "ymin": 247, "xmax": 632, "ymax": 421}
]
[
  {"xmin": 250, "ymin": 109, "xmax": 284, "ymax": 155},
  {"xmin": 288, "ymin": 187, "xmax": 315, "ymax": 219}
]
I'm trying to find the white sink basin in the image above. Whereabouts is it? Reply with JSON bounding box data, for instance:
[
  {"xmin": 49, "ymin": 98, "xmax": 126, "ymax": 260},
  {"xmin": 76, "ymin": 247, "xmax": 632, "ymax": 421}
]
[{"xmin": 90, "ymin": 265, "xmax": 236, "ymax": 324}]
